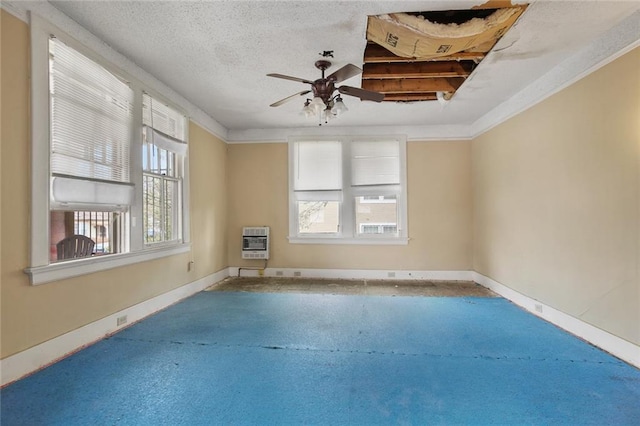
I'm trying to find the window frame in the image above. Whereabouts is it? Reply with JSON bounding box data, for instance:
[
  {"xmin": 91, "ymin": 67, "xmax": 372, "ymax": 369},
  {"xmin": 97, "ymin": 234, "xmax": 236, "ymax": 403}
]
[
  {"xmin": 359, "ymin": 223, "xmax": 399, "ymax": 234},
  {"xmin": 360, "ymin": 195, "xmax": 397, "ymax": 204},
  {"xmin": 288, "ymin": 136, "xmax": 408, "ymax": 245},
  {"xmin": 26, "ymin": 14, "xmax": 191, "ymax": 285}
]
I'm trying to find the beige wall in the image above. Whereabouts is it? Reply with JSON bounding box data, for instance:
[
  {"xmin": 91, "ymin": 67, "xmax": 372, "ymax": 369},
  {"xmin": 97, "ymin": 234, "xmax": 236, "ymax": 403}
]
[
  {"xmin": 227, "ymin": 141, "xmax": 473, "ymax": 271},
  {"xmin": 472, "ymin": 47, "xmax": 640, "ymax": 344},
  {"xmin": 189, "ymin": 123, "xmax": 229, "ymax": 276},
  {"xmin": 0, "ymin": 11, "xmax": 228, "ymax": 358}
]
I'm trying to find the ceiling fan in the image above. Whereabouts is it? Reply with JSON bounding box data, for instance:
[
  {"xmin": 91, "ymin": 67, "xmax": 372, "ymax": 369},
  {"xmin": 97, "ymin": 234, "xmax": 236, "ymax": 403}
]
[{"xmin": 267, "ymin": 60, "xmax": 384, "ymax": 124}]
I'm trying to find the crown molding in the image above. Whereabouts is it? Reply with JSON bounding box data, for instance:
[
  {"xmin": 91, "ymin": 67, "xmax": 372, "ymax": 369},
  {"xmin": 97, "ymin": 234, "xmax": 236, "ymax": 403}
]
[
  {"xmin": 226, "ymin": 124, "xmax": 473, "ymax": 144},
  {"xmin": 470, "ymin": 9, "xmax": 640, "ymax": 138}
]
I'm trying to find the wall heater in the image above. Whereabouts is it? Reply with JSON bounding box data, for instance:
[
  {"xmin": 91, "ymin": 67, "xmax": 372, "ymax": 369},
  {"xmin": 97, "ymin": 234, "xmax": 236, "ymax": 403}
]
[{"xmin": 242, "ymin": 226, "xmax": 270, "ymax": 260}]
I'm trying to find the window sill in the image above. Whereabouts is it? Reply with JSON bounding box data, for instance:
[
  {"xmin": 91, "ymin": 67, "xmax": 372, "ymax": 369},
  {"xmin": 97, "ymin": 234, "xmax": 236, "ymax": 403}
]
[
  {"xmin": 25, "ymin": 243, "xmax": 191, "ymax": 285},
  {"xmin": 288, "ymin": 237, "xmax": 409, "ymax": 245}
]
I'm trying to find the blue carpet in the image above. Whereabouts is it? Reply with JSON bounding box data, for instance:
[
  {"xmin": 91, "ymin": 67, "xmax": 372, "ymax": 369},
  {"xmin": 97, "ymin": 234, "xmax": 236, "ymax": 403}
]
[{"xmin": 2, "ymin": 292, "xmax": 639, "ymax": 425}]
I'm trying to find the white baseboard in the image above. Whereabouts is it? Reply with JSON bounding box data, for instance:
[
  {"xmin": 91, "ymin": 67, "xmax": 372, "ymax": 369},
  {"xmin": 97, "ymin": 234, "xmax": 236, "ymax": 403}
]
[
  {"xmin": 230, "ymin": 266, "xmax": 474, "ymax": 281},
  {"xmin": 0, "ymin": 268, "xmax": 229, "ymax": 387},
  {"xmin": 473, "ymin": 272, "xmax": 640, "ymax": 368}
]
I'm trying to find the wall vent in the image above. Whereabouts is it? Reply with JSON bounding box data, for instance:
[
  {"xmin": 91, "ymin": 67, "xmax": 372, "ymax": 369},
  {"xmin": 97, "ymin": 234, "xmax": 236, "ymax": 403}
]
[{"xmin": 242, "ymin": 227, "xmax": 269, "ymax": 260}]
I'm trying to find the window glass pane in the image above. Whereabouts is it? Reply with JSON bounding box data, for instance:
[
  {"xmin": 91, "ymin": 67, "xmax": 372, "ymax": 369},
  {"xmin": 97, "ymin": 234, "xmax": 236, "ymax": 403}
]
[
  {"xmin": 50, "ymin": 210, "xmax": 122, "ymax": 262},
  {"xmin": 144, "ymin": 174, "xmax": 179, "ymax": 244},
  {"xmin": 144, "ymin": 174, "xmax": 162, "ymax": 243},
  {"xmin": 298, "ymin": 201, "xmax": 340, "ymax": 234},
  {"xmin": 355, "ymin": 195, "xmax": 398, "ymax": 236},
  {"xmin": 163, "ymin": 179, "xmax": 176, "ymax": 240}
]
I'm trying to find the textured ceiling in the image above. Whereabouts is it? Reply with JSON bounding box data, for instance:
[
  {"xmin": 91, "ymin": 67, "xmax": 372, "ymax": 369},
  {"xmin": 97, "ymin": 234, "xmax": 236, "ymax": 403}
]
[{"xmin": 8, "ymin": 1, "xmax": 640, "ymax": 139}]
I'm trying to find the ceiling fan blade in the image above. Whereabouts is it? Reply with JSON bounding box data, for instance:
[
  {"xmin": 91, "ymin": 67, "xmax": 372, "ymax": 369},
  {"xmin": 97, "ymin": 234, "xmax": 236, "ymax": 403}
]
[
  {"xmin": 327, "ymin": 64, "xmax": 361, "ymax": 83},
  {"xmin": 338, "ymin": 85, "xmax": 385, "ymax": 102},
  {"xmin": 267, "ymin": 73, "xmax": 314, "ymax": 85},
  {"xmin": 270, "ymin": 90, "xmax": 312, "ymax": 107}
]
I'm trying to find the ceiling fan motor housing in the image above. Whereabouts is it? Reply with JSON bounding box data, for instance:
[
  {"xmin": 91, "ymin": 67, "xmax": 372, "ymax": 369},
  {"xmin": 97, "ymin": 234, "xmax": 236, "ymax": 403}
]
[
  {"xmin": 312, "ymin": 60, "xmax": 336, "ymax": 104},
  {"xmin": 312, "ymin": 79, "xmax": 336, "ymax": 104}
]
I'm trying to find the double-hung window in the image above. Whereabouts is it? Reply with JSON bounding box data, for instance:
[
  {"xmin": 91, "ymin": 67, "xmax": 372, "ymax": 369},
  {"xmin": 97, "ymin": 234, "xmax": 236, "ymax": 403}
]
[
  {"xmin": 142, "ymin": 94, "xmax": 187, "ymax": 245},
  {"xmin": 292, "ymin": 141, "xmax": 343, "ymax": 235},
  {"xmin": 27, "ymin": 16, "xmax": 190, "ymax": 284},
  {"xmin": 289, "ymin": 137, "xmax": 407, "ymax": 244},
  {"xmin": 350, "ymin": 140, "xmax": 403, "ymax": 238},
  {"xmin": 48, "ymin": 37, "xmax": 134, "ymax": 259}
]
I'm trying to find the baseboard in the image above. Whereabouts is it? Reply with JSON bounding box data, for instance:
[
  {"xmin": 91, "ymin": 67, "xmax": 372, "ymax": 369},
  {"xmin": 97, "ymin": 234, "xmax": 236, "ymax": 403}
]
[
  {"xmin": 0, "ymin": 268, "xmax": 230, "ymax": 387},
  {"xmin": 230, "ymin": 267, "xmax": 473, "ymax": 281},
  {"xmin": 473, "ymin": 272, "xmax": 640, "ymax": 369}
]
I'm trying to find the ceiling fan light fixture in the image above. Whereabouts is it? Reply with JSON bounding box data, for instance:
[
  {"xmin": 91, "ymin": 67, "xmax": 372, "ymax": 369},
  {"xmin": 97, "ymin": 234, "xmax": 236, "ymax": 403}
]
[
  {"xmin": 323, "ymin": 106, "xmax": 334, "ymax": 122},
  {"xmin": 301, "ymin": 100, "xmax": 314, "ymax": 117},
  {"xmin": 331, "ymin": 96, "xmax": 348, "ymax": 116},
  {"xmin": 310, "ymin": 96, "xmax": 325, "ymax": 115}
]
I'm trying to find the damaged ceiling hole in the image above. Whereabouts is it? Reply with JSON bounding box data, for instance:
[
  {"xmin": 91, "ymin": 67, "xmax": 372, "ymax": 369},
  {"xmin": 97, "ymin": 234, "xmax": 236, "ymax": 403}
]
[
  {"xmin": 406, "ymin": 9, "xmax": 498, "ymax": 25},
  {"xmin": 363, "ymin": 5, "xmax": 527, "ymax": 102}
]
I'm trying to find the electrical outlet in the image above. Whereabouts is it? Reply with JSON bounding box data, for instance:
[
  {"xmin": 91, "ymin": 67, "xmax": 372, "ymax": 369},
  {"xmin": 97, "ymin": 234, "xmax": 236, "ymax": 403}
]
[
  {"xmin": 388, "ymin": 271, "xmax": 396, "ymax": 278},
  {"xmin": 276, "ymin": 270, "xmax": 284, "ymax": 276},
  {"xmin": 534, "ymin": 304, "xmax": 543, "ymax": 314},
  {"xmin": 117, "ymin": 315, "xmax": 128, "ymax": 326},
  {"xmin": 294, "ymin": 271, "xmax": 301, "ymax": 277}
]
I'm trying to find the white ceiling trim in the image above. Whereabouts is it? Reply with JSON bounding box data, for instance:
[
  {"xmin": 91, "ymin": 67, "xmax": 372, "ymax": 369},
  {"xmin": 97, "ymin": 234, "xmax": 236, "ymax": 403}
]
[
  {"xmin": 2, "ymin": 0, "xmax": 228, "ymax": 142},
  {"xmin": 470, "ymin": 9, "xmax": 640, "ymax": 138},
  {"xmin": 227, "ymin": 124, "xmax": 473, "ymax": 144}
]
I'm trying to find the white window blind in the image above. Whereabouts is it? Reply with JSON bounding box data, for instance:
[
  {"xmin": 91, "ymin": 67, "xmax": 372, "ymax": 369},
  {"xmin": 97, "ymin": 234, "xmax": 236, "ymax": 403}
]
[
  {"xmin": 51, "ymin": 175, "xmax": 134, "ymax": 208},
  {"xmin": 350, "ymin": 140, "xmax": 400, "ymax": 187},
  {"xmin": 293, "ymin": 141, "xmax": 342, "ymax": 191},
  {"xmin": 143, "ymin": 93, "xmax": 187, "ymax": 155},
  {"xmin": 49, "ymin": 38, "xmax": 133, "ymax": 185}
]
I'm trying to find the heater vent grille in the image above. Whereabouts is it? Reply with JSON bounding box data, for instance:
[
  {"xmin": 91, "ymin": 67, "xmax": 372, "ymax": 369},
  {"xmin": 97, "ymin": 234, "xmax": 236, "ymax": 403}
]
[{"xmin": 242, "ymin": 227, "xmax": 269, "ymax": 260}]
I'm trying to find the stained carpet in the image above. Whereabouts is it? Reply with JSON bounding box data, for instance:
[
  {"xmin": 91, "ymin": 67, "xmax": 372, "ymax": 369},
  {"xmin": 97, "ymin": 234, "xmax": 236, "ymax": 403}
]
[{"xmin": 2, "ymin": 291, "xmax": 639, "ymax": 425}]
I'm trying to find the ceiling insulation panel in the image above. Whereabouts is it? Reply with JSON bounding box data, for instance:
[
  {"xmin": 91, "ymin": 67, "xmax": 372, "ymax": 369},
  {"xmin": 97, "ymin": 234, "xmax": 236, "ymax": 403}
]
[{"xmin": 364, "ymin": 4, "xmax": 528, "ymax": 102}]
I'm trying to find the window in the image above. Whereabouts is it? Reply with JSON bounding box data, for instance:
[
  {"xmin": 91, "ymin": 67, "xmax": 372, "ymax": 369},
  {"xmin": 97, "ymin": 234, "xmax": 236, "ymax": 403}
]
[
  {"xmin": 28, "ymin": 16, "xmax": 190, "ymax": 284},
  {"xmin": 289, "ymin": 137, "xmax": 407, "ymax": 244},
  {"xmin": 47, "ymin": 37, "xmax": 133, "ymax": 261},
  {"xmin": 292, "ymin": 141, "xmax": 342, "ymax": 236},
  {"xmin": 142, "ymin": 94, "xmax": 187, "ymax": 245}
]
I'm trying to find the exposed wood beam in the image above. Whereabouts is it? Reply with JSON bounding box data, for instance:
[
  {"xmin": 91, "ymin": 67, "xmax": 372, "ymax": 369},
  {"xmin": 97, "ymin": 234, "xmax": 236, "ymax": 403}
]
[
  {"xmin": 364, "ymin": 43, "xmax": 485, "ymax": 63},
  {"xmin": 382, "ymin": 93, "xmax": 439, "ymax": 102},
  {"xmin": 362, "ymin": 62, "xmax": 474, "ymax": 79},
  {"xmin": 362, "ymin": 77, "xmax": 465, "ymax": 93}
]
